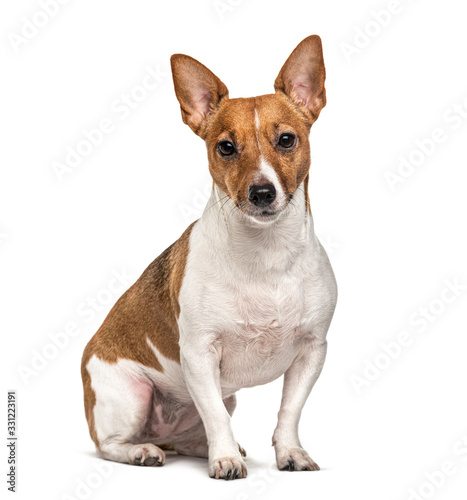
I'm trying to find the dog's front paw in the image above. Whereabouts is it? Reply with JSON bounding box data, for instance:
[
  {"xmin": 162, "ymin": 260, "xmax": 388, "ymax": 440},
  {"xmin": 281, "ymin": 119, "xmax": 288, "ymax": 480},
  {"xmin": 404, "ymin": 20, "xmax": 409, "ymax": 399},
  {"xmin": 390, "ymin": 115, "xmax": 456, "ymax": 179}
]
[
  {"xmin": 276, "ymin": 447, "xmax": 319, "ymax": 471},
  {"xmin": 209, "ymin": 456, "xmax": 247, "ymax": 480},
  {"xmin": 128, "ymin": 443, "xmax": 165, "ymax": 466}
]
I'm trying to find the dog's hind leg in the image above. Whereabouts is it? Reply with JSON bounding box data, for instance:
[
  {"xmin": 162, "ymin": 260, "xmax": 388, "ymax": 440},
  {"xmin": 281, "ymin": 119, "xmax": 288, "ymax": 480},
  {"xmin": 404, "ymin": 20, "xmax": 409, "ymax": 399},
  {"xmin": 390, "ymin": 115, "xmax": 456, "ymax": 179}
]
[
  {"xmin": 174, "ymin": 395, "xmax": 246, "ymax": 459},
  {"xmin": 83, "ymin": 355, "xmax": 166, "ymax": 466},
  {"xmin": 174, "ymin": 435, "xmax": 209, "ymax": 458}
]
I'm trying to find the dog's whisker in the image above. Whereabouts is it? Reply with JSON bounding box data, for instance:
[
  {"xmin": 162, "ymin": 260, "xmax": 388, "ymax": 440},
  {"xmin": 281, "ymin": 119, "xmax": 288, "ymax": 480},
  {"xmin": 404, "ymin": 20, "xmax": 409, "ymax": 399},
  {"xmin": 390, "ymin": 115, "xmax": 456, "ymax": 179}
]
[{"xmin": 204, "ymin": 194, "xmax": 230, "ymax": 215}]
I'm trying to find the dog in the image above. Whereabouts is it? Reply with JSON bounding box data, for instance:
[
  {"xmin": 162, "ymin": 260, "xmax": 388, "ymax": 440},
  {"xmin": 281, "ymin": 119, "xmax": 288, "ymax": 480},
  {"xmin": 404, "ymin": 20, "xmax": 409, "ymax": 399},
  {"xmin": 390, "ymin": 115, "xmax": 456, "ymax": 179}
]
[{"xmin": 81, "ymin": 34, "xmax": 337, "ymax": 480}]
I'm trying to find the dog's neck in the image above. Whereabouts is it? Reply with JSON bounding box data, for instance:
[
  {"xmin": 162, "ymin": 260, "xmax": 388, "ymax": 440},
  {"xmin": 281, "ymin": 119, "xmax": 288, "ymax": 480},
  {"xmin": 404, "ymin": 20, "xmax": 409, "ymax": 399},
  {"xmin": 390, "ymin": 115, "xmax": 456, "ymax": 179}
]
[{"xmin": 199, "ymin": 182, "xmax": 315, "ymax": 274}]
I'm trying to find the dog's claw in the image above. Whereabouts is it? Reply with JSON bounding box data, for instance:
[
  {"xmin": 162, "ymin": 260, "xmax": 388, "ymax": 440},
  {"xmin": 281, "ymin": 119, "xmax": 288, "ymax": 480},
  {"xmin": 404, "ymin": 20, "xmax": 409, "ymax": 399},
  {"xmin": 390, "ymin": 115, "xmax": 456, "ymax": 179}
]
[
  {"xmin": 128, "ymin": 444, "xmax": 165, "ymax": 467},
  {"xmin": 144, "ymin": 456, "xmax": 162, "ymax": 466},
  {"xmin": 238, "ymin": 444, "xmax": 247, "ymax": 457},
  {"xmin": 209, "ymin": 457, "xmax": 247, "ymax": 480},
  {"xmin": 280, "ymin": 459, "xmax": 295, "ymax": 471},
  {"xmin": 277, "ymin": 448, "xmax": 319, "ymax": 472}
]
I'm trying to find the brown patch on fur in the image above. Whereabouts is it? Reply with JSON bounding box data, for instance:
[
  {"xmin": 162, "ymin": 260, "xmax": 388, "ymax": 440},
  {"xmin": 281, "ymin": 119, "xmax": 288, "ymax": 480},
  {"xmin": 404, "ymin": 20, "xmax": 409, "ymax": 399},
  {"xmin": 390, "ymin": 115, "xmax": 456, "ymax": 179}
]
[
  {"xmin": 274, "ymin": 35, "xmax": 326, "ymax": 123},
  {"xmin": 205, "ymin": 97, "xmax": 258, "ymax": 198},
  {"xmin": 81, "ymin": 364, "xmax": 99, "ymax": 447},
  {"xmin": 171, "ymin": 54, "xmax": 229, "ymax": 138},
  {"xmin": 255, "ymin": 93, "xmax": 312, "ymax": 199},
  {"xmin": 170, "ymin": 36, "xmax": 326, "ymax": 216},
  {"xmin": 203, "ymin": 93, "xmax": 312, "ymax": 210},
  {"xmin": 81, "ymin": 222, "xmax": 196, "ymax": 448}
]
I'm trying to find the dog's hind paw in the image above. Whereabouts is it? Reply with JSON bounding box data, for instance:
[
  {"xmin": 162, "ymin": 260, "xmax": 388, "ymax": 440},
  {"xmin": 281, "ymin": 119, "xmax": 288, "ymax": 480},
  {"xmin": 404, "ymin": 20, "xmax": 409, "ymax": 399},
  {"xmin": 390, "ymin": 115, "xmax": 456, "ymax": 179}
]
[{"xmin": 128, "ymin": 444, "xmax": 165, "ymax": 466}]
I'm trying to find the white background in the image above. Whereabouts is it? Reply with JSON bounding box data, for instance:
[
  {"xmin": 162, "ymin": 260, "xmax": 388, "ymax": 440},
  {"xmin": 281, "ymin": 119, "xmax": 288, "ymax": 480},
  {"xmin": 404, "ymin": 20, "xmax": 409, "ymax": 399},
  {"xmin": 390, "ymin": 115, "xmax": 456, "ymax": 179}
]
[{"xmin": 1, "ymin": 0, "xmax": 467, "ymax": 499}]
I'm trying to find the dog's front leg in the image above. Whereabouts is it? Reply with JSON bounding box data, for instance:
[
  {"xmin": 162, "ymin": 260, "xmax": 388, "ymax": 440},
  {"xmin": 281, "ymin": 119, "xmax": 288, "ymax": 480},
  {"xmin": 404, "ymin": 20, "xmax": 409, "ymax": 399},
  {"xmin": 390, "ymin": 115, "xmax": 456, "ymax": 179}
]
[
  {"xmin": 180, "ymin": 345, "xmax": 247, "ymax": 479},
  {"xmin": 273, "ymin": 337, "xmax": 328, "ymax": 471}
]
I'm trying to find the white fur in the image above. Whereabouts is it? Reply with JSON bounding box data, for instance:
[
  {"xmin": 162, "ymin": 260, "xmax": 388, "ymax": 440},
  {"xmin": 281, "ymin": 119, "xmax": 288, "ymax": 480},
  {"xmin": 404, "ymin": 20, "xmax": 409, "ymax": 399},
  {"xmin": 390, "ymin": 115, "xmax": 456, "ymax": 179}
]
[
  {"xmin": 254, "ymin": 109, "xmax": 286, "ymax": 209},
  {"xmin": 178, "ymin": 181, "xmax": 337, "ymax": 469},
  {"xmin": 255, "ymin": 158, "xmax": 287, "ymax": 210},
  {"xmin": 85, "ymin": 343, "xmax": 203, "ymax": 464}
]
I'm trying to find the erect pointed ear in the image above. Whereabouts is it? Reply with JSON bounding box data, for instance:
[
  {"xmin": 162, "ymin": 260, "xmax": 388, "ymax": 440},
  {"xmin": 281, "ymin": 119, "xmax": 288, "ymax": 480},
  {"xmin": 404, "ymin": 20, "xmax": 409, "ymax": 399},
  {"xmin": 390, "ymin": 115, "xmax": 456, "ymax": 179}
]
[
  {"xmin": 170, "ymin": 54, "xmax": 229, "ymax": 138},
  {"xmin": 274, "ymin": 35, "xmax": 326, "ymax": 123}
]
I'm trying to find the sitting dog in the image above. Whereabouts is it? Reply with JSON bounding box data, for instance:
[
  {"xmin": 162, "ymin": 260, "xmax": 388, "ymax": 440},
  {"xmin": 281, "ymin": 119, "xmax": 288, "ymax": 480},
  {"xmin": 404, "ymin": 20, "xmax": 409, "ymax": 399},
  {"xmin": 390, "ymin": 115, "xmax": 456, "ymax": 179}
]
[{"xmin": 81, "ymin": 34, "xmax": 337, "ymax": 480}]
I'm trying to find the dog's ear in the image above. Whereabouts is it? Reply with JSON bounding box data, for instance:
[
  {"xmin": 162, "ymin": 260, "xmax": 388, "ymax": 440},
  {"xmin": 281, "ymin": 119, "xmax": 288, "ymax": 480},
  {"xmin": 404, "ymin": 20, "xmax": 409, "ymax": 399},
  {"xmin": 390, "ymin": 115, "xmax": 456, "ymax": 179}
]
[
  {"xmin": 274, "ymin": 35, "xmax": 326, "ymax": 123},
  {"xmin": 170, "ymin": 54, "xmax": 229, "ymax": 138}
]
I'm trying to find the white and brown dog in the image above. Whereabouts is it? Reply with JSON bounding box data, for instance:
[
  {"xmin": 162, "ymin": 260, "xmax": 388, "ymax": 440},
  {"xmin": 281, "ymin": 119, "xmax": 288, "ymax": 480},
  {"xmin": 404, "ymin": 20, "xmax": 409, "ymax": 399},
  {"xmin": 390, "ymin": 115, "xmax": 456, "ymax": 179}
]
[{"xmin": 81, "ymin": 35, "xmax": 337, "ymax": 480}]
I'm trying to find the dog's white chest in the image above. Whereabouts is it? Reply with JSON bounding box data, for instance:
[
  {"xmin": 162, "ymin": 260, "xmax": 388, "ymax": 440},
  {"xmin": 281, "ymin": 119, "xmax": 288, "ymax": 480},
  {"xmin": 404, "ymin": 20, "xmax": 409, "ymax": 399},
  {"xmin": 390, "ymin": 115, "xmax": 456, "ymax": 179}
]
[
  {"xmin": 177, "ymin": 184, "xmax": 337, "ymax": 397},
  {"xmin": 178, "ymin": 208, "xmax": 336, "ymax": 394},
  {"xmin": 217, "ymin": 279, "xmax": 309, "ymax": 390}
]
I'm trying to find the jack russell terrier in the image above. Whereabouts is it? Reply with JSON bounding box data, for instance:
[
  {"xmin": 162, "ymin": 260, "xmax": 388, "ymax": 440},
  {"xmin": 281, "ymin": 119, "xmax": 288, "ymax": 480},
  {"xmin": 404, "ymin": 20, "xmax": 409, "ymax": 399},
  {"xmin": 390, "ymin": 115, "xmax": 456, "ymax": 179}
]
[{"xmin": 81, "ymin": 34, "xmax": 337, "ymax": 480}]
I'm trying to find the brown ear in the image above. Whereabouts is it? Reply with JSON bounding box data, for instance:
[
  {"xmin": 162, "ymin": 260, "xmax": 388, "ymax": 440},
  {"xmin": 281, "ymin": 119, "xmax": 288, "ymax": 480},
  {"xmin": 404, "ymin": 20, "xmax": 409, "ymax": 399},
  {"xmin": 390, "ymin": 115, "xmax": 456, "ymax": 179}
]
[
  {"xmin": 170, "ymin": 54, "xmax": 229, "ymax": 137},
  {"xmin": 274, "ymin": 35, "xmax": 326, "ymax": 123}
]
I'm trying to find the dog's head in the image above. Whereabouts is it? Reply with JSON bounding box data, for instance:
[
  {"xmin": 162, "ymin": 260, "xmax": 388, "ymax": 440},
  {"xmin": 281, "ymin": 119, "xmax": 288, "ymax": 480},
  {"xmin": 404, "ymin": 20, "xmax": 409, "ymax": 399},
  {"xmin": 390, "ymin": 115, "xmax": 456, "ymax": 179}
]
[{"xmin": 170, "ymin": 35, "xmax": 326, "ymax": 224}]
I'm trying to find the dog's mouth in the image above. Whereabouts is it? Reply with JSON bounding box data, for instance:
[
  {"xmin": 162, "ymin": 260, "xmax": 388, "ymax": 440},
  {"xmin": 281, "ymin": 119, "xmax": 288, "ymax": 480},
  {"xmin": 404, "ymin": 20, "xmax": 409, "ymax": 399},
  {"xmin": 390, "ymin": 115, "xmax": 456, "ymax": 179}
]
[
  {"xmin": 235, "ymin": 203, "xmax": 286, "ymax": 224},
  {"xmin": 257, "ymin": 209, "xmax": 279, "ymax": 219},
  {"xmin": 231, "ymin": 187, "xmax": 294, "ymax": 224}
]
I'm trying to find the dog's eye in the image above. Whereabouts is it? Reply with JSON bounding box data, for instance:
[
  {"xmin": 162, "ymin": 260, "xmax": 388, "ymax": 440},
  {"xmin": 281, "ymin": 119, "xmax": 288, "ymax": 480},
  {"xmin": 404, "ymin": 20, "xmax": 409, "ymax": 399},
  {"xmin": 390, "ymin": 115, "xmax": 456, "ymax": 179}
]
[
  {"xmin": 217, "ymin": 141, "xmax": 236, "ymax": 157},
  {"xmin": 278, "ymin": 133, "xmax": 296, "ymax": 149}
]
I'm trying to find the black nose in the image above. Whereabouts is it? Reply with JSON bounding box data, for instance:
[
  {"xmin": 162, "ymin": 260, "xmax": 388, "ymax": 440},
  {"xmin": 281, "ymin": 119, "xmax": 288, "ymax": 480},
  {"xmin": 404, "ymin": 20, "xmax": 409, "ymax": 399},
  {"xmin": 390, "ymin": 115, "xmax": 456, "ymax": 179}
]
[{"xmin": 247, "ymin": 183, "xmax": 276, "ymax": 207}]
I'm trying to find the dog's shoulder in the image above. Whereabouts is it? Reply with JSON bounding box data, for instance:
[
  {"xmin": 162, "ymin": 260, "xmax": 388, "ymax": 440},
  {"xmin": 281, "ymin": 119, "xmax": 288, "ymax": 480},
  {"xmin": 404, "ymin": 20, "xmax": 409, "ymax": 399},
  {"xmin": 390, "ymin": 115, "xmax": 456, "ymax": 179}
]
[{"xmin": 81, "ymin": 220, "xmax": 198, "ymax": 371}]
